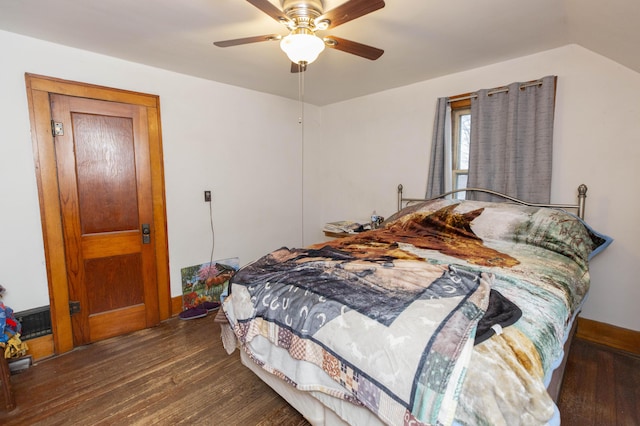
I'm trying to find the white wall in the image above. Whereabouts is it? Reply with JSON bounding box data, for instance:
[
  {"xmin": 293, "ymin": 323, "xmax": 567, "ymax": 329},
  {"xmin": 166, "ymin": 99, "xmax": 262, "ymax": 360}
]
[
  {"xmin": 0, "ymin": 30, "xmax": 315, "ymax": 311},
  {"xmin": 311, "ymin": 45, "xmax": 640, "ymax": 331}
]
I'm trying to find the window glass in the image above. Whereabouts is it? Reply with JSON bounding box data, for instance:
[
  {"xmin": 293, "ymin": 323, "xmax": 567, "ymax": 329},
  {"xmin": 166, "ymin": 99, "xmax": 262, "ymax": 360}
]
[
  {"xmin": 452, "ymin": 106, "xmax": 471, "ymax": 198},
  {"xmin": 455, "ymin": 174, "xmax": 467, "ymax": 199},
  {"xmin": 458, "ymin": 113, "xmax": 470, "ymax": 170}
]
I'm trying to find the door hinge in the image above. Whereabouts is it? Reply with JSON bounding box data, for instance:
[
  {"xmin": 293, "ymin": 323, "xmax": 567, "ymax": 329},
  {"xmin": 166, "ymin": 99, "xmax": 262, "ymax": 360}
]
[
  {"xmin": 51, "ymin": 120, "xmax": 64, "ymax": 137},
  {"xmin": 69, "ymin": 300, "xmax": 81, "ymax": 316}
]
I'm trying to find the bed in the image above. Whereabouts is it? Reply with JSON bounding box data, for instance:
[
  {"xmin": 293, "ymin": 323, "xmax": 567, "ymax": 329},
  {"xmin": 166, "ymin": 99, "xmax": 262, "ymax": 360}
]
[{"xmin": 220, "ymin": 184, "xmax": 611, "ymax": 425}]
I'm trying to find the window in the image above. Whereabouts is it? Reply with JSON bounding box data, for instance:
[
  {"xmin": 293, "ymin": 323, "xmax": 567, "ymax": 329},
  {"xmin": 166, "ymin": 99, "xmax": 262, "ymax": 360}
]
[
  {"xmin": 450, "ymin": 99, "xmax": 471, "ymax": 199},
  {"xmin": 428, "ymin": 77, "xmax": 555, "ymax": 203}
]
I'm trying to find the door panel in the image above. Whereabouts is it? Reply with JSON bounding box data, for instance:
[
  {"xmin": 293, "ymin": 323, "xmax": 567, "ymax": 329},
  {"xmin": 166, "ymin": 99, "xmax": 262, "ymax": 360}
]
[
  {"xmin": 50, "ymin": 93, "xmax": 159, "ymax": 346},
  {"xmin": 84, "ymin": 254, "xmax": 144, "ymax": 313},
  {"xmin": 74, "ymin": 113, "xmax": 140, "ymax": 234},
  {"xmin": 89, "ymin": 304, "xmax": 147, "ymax": 343}
]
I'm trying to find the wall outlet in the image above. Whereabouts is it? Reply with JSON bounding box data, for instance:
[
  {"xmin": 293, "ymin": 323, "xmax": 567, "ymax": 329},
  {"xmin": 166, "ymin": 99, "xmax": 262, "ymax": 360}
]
[{"xmin": 204, "ymin": 190, "xmax": 211, "ymax": 202}]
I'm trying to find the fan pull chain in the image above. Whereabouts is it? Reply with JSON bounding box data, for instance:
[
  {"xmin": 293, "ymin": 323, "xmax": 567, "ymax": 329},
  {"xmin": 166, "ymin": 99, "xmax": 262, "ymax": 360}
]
[
  {"xmin": 298, "ymin": 62, "xmax": 305, "ymax": 247},
  {"xmin": 298, "ymin": 63, "xmax": 304, "ymax": 123}
]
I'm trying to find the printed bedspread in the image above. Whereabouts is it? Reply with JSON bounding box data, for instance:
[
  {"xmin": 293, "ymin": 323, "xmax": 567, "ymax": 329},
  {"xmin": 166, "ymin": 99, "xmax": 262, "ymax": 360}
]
[{"xmin": 222, "ymin": 199, "xmax": 610, "ymax": 425}]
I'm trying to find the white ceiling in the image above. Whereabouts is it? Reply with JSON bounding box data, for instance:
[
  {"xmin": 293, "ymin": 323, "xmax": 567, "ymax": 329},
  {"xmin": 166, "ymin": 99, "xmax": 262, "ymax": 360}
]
[{"xmin": 1, "ymin": 0, "xmax": 638, "ymax": 105}]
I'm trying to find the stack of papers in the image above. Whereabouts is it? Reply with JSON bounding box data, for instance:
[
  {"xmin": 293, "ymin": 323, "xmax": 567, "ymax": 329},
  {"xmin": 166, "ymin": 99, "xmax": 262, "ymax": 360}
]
[{"xmin": 323, "ymin": 221, "xmax": 364, "ymax": 234}]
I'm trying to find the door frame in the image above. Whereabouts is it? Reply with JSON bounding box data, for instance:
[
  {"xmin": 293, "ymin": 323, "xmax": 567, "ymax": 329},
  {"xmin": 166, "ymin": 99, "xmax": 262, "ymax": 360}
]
[{"xmin": 25, "ymin": 73, "xmax": 171, "ymax": 354}]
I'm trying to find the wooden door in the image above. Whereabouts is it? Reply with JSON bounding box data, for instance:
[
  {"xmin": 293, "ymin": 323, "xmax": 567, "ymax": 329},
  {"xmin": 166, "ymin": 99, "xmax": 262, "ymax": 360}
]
[{"xmin": 50, "ymin": 93, "xmax": 160, "ymax": 345}]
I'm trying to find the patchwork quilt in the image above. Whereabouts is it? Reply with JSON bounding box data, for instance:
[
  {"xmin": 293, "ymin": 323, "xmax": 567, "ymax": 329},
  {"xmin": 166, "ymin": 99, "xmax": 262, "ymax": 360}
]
[{"xmin": 223, "ymin": 199, "xmax": 611, "ymax": 425}]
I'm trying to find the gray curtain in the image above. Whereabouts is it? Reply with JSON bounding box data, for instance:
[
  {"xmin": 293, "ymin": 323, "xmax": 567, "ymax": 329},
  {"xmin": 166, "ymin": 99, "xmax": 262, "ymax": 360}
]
[
  {"xmin": 467, "ymin": 75, "xmax": 556, "ymax": 203},
  {"xmin": 426, "ymin": 98, "xmax": 451, "ymax": 198}
]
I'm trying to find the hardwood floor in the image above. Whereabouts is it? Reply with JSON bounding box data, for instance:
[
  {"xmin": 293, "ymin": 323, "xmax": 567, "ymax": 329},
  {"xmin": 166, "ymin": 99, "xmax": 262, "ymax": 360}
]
[
  {"xmin": 557, "ymin": 338, "xmax": 640, "ymax": 426},
  {"xmin": 1, "ymin": 315, "xmax": 637, "ymax": 425},
  {"xmin": 0, "ymin": 314, "xmax": 308, "ymax": 425}
]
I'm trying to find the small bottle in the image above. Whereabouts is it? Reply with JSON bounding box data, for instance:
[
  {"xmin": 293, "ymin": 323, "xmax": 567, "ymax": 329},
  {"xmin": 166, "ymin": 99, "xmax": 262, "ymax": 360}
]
[{"xmin": 371, "ymin": 210, "xmax": 379, "ymax": 229}]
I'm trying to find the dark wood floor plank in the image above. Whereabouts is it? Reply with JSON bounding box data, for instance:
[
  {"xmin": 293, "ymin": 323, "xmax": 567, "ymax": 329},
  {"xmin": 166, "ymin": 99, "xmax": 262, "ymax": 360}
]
[
  {"xmin": 594, "ymin": 350, "xmax": 617, "ymax": 425},
  {"xmin": 1, "ymin": 316, "xmax": 638, "ymax": 426},
  {"xmin": 558, "ymin": 339, "xmax": 597, "ymax": 425},
  {"xmin": 613, "ymin": 349, "xmax": 640, "ymax": 425}
]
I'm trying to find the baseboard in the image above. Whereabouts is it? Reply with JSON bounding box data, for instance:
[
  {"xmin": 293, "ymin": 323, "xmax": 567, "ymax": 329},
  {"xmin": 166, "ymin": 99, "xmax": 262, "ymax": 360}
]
[
  {"xmin": 171, "ymin": 295, "xmax": 183, "ymax": 317},
  {"xmin": 24, "ymin": 334, "xmax": 55, "ymax": 361},
  {"xmin": 577, "ymin": 317, "xmax": 640, "ymax": 355}
]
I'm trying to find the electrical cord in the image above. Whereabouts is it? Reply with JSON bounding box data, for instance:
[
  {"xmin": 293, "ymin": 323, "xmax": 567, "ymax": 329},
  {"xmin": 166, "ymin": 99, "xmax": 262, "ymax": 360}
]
[{"xmin": 208, "ymin": 197, "xmax": 215, "ymax": 266}]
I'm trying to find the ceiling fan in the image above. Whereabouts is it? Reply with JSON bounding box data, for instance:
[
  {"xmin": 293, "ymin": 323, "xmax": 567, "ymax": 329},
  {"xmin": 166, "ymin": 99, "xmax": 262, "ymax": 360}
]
[{"xmin": 214, "ymin": 0, "xmax": 385, "ymax": 72}]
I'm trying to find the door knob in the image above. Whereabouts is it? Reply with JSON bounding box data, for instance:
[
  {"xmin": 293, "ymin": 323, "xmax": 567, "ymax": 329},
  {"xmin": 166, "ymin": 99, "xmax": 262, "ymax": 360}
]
[{"xmin": 142, "ymin": 223, "xmax": 151, "ymax": 244}]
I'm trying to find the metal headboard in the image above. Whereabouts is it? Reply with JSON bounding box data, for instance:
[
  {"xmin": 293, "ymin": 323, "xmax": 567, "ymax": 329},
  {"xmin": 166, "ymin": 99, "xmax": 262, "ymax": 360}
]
[{"xmin": 397, "ymin": 184, "xmax": 588, "ymax": 219}]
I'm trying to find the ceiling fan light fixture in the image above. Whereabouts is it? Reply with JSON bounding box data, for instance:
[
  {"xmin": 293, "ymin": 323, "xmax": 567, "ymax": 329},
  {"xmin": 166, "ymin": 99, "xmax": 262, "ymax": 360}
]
[{"xmin": 280, "ymin": 28, "xmax": 325, "ymax": 64}]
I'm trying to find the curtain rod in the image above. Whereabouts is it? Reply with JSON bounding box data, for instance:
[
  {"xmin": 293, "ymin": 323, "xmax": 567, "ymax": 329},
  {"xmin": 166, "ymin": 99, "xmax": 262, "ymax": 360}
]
[{"xmin": 448, "ymin": 79, "xmax": 544, "ymax": 103}]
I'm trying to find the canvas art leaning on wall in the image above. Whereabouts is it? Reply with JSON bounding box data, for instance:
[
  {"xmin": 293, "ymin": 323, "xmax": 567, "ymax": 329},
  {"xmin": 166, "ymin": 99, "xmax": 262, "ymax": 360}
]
[{"xmin": 180, "ymin": 258, "xmax": 239, "ymax": 319}]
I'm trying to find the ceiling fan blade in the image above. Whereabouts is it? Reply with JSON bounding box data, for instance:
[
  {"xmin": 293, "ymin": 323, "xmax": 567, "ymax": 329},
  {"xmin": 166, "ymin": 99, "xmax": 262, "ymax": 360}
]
[
  {"xmin": 319, "ymin": 0, "xmax": 385, "ymax": 29},
  {"xmin": 324, "ymin": 36, "xmax": 384, "ymax": 60},
  {"xmin": 214, "ymin": 34, "xmax": 281, "ymax": 48},
  {"xmin": 247, "ymin": 0, "xmax": 289, "ymax": 24},
  {"xmin": 291, "ymin": 62, "xmax": 307, "ymax": 73}
]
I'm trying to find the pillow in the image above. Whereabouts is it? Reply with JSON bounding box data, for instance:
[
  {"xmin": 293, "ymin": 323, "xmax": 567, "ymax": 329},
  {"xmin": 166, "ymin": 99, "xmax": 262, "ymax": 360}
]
[
  {"xmin": 583, "ymin": 223, "xmax": 613, "ymax": 260},
  {"xmin": 510, "ymin": 207, "xmax": 612, "ymax": 265}
]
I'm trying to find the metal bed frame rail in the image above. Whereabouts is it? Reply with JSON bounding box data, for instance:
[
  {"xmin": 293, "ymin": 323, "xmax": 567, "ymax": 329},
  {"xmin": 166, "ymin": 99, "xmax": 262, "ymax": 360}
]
[{"xmin": 397, "ymin": 184, "xmax": 588, "ymax": 219}]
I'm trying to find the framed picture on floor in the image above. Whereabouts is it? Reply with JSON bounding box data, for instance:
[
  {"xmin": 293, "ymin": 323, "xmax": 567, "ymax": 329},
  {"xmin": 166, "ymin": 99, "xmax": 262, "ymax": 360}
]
[{"xmin": 180, "ymin": 257, "xmax": 239, "ymax": 310}]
